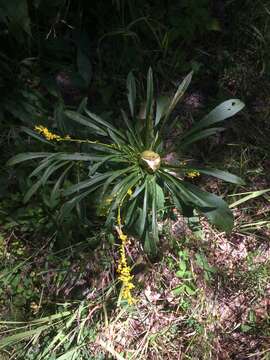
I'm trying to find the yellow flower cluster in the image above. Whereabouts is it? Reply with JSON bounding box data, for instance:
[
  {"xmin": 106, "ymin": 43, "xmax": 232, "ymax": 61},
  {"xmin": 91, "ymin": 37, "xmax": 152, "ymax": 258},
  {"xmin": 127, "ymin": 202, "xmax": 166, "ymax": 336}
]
[
  {"xmin": 117, "ymin": 207, "xmax": 135, "ymax": 305},
  {"xmin": 34, "ymin": 125, "xmax": 70, "ymax": 141},
  {"xmin": 186, "ymin": 170, "xmax": 200, "ymax": 179}
]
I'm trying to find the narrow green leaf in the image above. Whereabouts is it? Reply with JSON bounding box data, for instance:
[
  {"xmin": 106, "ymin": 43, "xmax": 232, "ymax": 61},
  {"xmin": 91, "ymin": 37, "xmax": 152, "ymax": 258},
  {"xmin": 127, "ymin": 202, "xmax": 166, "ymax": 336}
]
[
  {"xmin": 85, "ymin": 109, "xmax": 126, "ymax": 140},
  {"xmin": 180, "ymin": 127, "xmax": 225, "ymax": 148},
  {"xmin": 127, "ymin": 71, "xmax": 136, "ymax": 117},
  {"xmin": 146, "ymin": 67, "xmax": 153, "ymax": 120},
  {"xmin": 160, "ymin": 72, "xmax": 193, "ymax": 130},
  {"xmin": 60, "ymin": 186, "xmax": 100, "ymax": 219},
  {"xmin": 23, "ymin": 180, "xmax": 42, "ymax": 203},
  {"xmin": 7, "ymin": 152, "xmax": 51, "ymax": 166},
  {"xmin": 185, "ymin": 99, "xmax": 245, "ymax": 137},
  {"xmin": 50, "ymin": 164, "xmax": 73, "ymax": 204},
  {"xmin": 138, "ymin": 178, "xmax": 149, "ymax": 237},
  {"xmin": 155, "ymin": 96, "xmax": 170, "ymax": 126},
  {"xmin": 229, "ymin": 188, "xmax": 270, "ymax": 208},
  {"xmin": 181, "ymin": 181, "xmax": 234, "ymax": 233},
  {"xmin": 63, "ymin": 173, "xmax": 111, "ymax": 196},
  {"xmin": 195, "ymin": 168, "xmax": 245, "ymax": 185},
  {"xmin": 65, "ymin": 111, "xmax": 107, "ymax": 136}
]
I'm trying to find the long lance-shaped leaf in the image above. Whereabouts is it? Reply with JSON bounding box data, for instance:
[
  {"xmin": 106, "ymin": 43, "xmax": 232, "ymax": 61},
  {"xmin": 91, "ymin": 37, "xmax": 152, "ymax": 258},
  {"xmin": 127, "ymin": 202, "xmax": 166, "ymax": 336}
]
[
  {"xmin": 127, "ymin": 71, "xmax": 136, "ymax": 118},
  {"xmin": 179, "ymin": 127, "xmax": 225, "ymax": 149},
  {"xmin": 105, "ymin": 172, "xmax": 142, "ymax": 227},
  {"xmin": 84, "ymin": 109, "xmax": 126, "ymax": 140},
  {"xmin": 160, "ymin": 170, "xmax": 207, "ymax": 206},
  {"xmin": 65, "ymin": 111, "xmax": 108, "ymax": 136},
  {"xmin": 50, "ymin": 163, "xmax": 73, "ymax": 204},
  {"xmin": 151, "ymin": 177, "xmax": 159, "ymax": 246},
  {"xmin": 81, "ymin": 143, "xmax": 121, "ymax": 154},
  {"xmin": 60, "ymin": 185, "xmax": 101, "ymax": 219},
  {"xmin": 229, "ymin": 188, "xmax": 270, "ymax": 208},
  {"xmin": 165, "ymin": 165, "xmax": 245, "ymax": 185},
  {"xmin": 29, "ymin": 154, "xmax": 59, "ymax": 178},
  {"xmin": 184, "ymin": 99, "xmax": 245, "ymax": 138},
  {"xmin": 193, "ymin": 168, "xmax": 245, "ymax": 185},
  {"xmin": 40, "ymin": 161, "xmax": 70, "ymax": 186},
  {"xmin": 145, "ymin": 67, "xmax": 154, "ymax": 148},
  {"xmin": 23, "ymin": 180, "xmax": 42, "ymax": 203},
  {"xmin": 23, "ymin": 161, "xmax": 70, "ymax": 203},
  {"xmin": 63, "ymin": 173, "xmax": 112, "ymax": 197},
  {"xmin": 155, "ymin": 95, "xmax": 170, "ymax": 126},
  {"xmin": 125, "ymin": 197, "xmax": 138, "ymax": 227},
  {"xmin": 138, "ymin": 177, "xmax": 149, "ymax": 237},
  {"xmin": 180, "ymin": 181, "xmax": 234, "ymax": 233},
  {"xmin": 88, "ymin": 155, "xmax": 122, "ymax": 176},
  {"xmin": 159, "ymin": 71, "xmax": 193, "ymax": 131},
  {"xmin": 121, "ymin": 109, "xmax": 143, "ymax": 150},
  {"xmin": 55, "ymin": 153, "xmax": 109, "ymax": 162},
  {"xmin": 7, "ymin": 152, "xmax": 52, "ymax": 166},
  {"xmin": 108, "ymin": 128, "xmax": 125, "ymax": 146},
  {"xmin": 146, "ymin": 67, "xmax": 154, "ymax": 120},
  {"xmin": 161, "ymin": 170, "xmax": 233, "ymax": 232},
  {"xmin": 100, "ymin": 166, "xmax": 137, "ymax": 199}
]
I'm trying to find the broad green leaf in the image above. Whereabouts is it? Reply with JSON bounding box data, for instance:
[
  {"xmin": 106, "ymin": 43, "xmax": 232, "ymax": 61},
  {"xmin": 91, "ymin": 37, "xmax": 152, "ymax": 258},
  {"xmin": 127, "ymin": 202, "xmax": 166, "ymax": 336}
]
[
  {"xmin": 40, "ymin": 161, "xmax": 69, "ymax": 186},
  {"xmin": 100, "ymin": 166, "xmax": 136, "ymax": 199},
  {"xmin": 161, "ymin": 171, "xmax": 233, "ymax": 232},
  {"xmin": 155, "ymin": 182, "xmax": 165, "ymax": 210},
  {"xmin": 146, "ymin": 67, "xmax": 153, "ymax": 120},
  {"xmin": 138, "ymin": 178, "xmax": 149, "ymax": 237},
  {"xmin": 180, "ymin": 127, "xmax": 225, "ymax": 148},
  {"xmin": 108, "ymin": 128, "xmax": 125, "ymax": 146},
  {"xmin": 151, "ymin": 178, "xmax": 159, "ymax": 248},
  {"xmin": 23, "ymin": 179, "xmax": 42, "ymax": 203},
  {"xmin": 160, "ymin": 71, "xmax": 193, "ymax": 130},
  {"xmin": 65, "ymin": 111, "xmax": 107, "ymax": 136},
  {"xmin": 197, "ymin": 168, "xmax": 245, "ymax": 185},
  {"xmin": 181, "ymin": 181, "xmax": 234, "ymax": 233},
  {"xmin": 50, "ymin": 164, "xmax": 73, "ymax": 204},
  {"xmin": 55, "ymin": 153, "xmax": 110, "ymax": 162},
  {"xmin": 29, "ymin": 154, "xmax": 58, "ymax": 178},
  {"xmin": 60, "ymin": 187, "xmax": 100, "ymax": 219},
  {"xmin": 7, "ymin": 152, "xmax": 51, "ymax": 166},
  {"xmin": 125, "ymin": 198, "xmax": 138, "ymax": 226},
  {"xmin": 127, "ymin": 71, "xmax": 136, "ymax": 117},
  {"xmin": 143, "ymin": 230, "xmax": 157, "ymax": 258},
  {"xmin": 85, "ymin": 109, "xmax": 126, "ymax": 140},
  {"xmin": 63, "ymin": 173, "xmax": 111, "ymax": 196},
  {"xmin": 185, "ymin": 99, "xmax": 245, "ymax": 137},
  {"xmin": 155, "ymin": 96, "xmax": 170, "ymax": 126}
]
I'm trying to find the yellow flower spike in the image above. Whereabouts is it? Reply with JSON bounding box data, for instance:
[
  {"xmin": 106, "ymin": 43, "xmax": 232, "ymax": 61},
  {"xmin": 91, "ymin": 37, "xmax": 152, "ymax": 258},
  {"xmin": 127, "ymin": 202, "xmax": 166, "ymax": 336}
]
[
  {"xmin": 186, "ymin": 170, "xmax": 200, "ymax": 179},
  {"xmin": 35, "ymin": 125, "xmax": 64, "ymax": 141},
  {"xmin": 116, "ymin": 205, "xmax": 135, "ymax": 305}
]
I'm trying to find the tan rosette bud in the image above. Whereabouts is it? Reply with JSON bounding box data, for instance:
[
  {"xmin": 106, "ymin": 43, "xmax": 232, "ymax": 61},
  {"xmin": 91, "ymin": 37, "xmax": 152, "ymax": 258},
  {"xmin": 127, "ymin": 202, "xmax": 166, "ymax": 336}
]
[{"xmin": 140, "ymin": 150, "xmax": 161, "ymax": 173}]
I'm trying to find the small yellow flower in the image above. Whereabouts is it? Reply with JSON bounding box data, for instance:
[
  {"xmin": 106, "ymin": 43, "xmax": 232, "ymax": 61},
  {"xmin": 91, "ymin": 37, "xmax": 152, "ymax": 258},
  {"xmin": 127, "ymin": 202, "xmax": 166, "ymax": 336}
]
[
  {"xmin": 34, "ymin": 125, "xmax": 70, "ymax": 142},
  {"xmin": 186, "ymin": 170, "xmax": 200, "ymax": 179},
  {"xmin": 127, "ymin": 188, "xmax": 133, "ymax": 196},
  {"xmin": 119, "ymin": 233, "xmax": 127, "ymax": 242}
]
